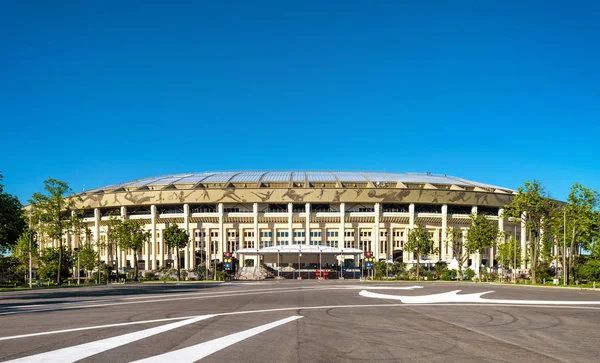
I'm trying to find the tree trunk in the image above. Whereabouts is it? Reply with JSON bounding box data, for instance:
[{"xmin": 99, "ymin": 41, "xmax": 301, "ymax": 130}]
[
  {"xmin": 415, "ymin": 252, "xmax": 420, "ymax": 281},
  {"xmin": 134, "ymin": 249, "xmax": 139, "ymax": 281},
  {"xmin": 176, "ymin": 248, "xmax": 181, "ymax": 281},
  {"xmin": 479, "ymin": 252, "xmax": 483, "ymax": 282},
  {"xmin": 530, "ymin": 231, "xmax": 537, "ymax": 285}
]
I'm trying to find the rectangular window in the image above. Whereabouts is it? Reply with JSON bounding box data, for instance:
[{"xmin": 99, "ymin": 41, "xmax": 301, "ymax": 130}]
[
  {"xmin": 326, "ymin": 231, "xmax": 339, "ymax": 237},
  {"xmin": 345, "ymin": 231, "xmax": 354, "ymax": 237},
  {"xmin": 358, "ymin": 207, "xmax": 375, "ymax": 212},
  {"xmin": 244, "ymin": 231, "xmax": 254, "ymax": 237},
  {"xmin": 380, "ymin": 231, "xmax": 387, "ymax": 237}
]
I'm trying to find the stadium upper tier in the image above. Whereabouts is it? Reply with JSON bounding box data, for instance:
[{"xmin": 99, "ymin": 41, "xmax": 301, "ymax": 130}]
[{"xmin": 83, "ymin": 172, "xmax": 514, "ymax": 194}]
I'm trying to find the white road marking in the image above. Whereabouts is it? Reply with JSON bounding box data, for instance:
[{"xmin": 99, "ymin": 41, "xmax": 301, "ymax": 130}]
[
  {"xmin": 344, "ymin": 285, "xmax": 423, "ymax": 290},
  {"xmin": 0, "ymin": 285, "xmax": 421, "ymax": 316},
  {"xmin": 132, "ymin": 316, "xmax": 303, "ymax": 362},
  {"xmin": 3, "ymin": 315, "xmax": 215, "ymax": 363},
  {"xmin": 2, "ymin": 301, "xmax": 600, "ymax": 342},
  {"xmin": 0, "ymin": 286, "xmax": 338, "ymax": 316},
  {"xmin": 359, "ymin": 289, "xmax": 600, "ymax": 305}
]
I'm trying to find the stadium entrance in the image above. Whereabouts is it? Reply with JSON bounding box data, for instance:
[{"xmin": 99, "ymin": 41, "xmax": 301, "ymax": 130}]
[{"xmin": 236, "ymin": 245, "xmax": 364, "ymax": 280}]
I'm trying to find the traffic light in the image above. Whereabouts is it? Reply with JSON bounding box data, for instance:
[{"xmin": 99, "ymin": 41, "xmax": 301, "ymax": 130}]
[
  {"xmin": 364, "ymin": 251, "xmax": 374, "ymax": 269},
  {"xmin": 223, "ymin": 252, "xmax": 233, "ymax": 271}
]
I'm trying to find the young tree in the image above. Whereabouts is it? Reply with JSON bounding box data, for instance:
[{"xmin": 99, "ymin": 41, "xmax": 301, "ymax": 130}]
[
  {"xmin": 11, "ymin": 231, "xmax": 40, "ymax": 284},
  {"xmin": 446, "ymin": 226, "xmax": 468, "ymax": 279},
  {"xmin": 106, "ymin": 214, "xmax": 124, "ymax": 281},
  {"xmin": 504, "ymin": 180, "xmax": 556, "ymax": 284},
  {"xmin": 563, "ymin": 183, "xmax": 599, "ymax": 284},
  {"xmin": 163, "ymin": 223, "xmax": 190, "ymax": 281},
  {"xmin": 466, "ymin": 214, "xmax": 499, "ymax": 281},
  {"xmin": 78, "ymin": 244, "xmax": 98, "ymax": 283},
  {"xmin": 0, "ymin": 172, "xmax": 26, "ymax": 253},
  {"xmin": 496, "ymin": 235, "xmax": 522, "ymax": 271},
  {"xmin": 405, "ymin": 224, "xmax": 435, "ymax": 281},
  {"xmin": 29, "ymin": 178, "xmax": 79, "ymax": 285},
  {"xmin": 119, "ymin": 219, "xmax": 150, "ymax": 281}
]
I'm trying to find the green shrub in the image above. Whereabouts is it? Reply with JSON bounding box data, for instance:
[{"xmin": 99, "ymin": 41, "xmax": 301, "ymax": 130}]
[{"xmin": 464, "ymin": 268, "xmax": 475, "ymax": 280}]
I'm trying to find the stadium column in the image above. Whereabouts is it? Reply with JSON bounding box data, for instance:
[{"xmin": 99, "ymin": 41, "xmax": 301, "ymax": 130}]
[
  {"xmin": 520, "ymin": 212, "xmax": 527, "ymax": 270},
  {"xmin": 441, "ymin": 204, "xmax": 448, "ymax": 261},
  {"xmin": 218, "ymin": 203, "xmax": 224, "ymax": 262},
  {"xmin": 409, "ymin": 203, "xmax": 415, "ymax": 229},
  {"xmin": 253, "ymin": 203, "xmax": 259, "ymax": 249},
  {"xmin": 288, "ymin": 203, "xmax": 293, "ymax": 246},
  {"xmin": 471, "ymin": 206, "xmax": 479, "ymax": 270},
  {"xmin": 339, "ymin": 203, "xmax": 345, "ymax": 250},
  {"xmin": 184, "ymin": 204, "xmax": 190, "ymax": 270},
  {"xmin": 403, "ymin": 227, "xmax": 410, "ymax": 263},
  {"xmin": 434, "ymin": 227, "xmax": 440, "ymax": 262},
  {"xmin": 121, "ymin": 206, "xmax": 127, "ymax": 270},
  {"xmin": 374, "ymin": 203, "xmax": 380, "ymax": 259},
  {"xmin": 305, "ymin": 202, "xmax": 311, "ymax": 246},
  {"xmin": 94, "ymin": 208, "xmax": 101, "ymax": 259},
  {"xmin": 151, "ymin": 205, "xmax": 157, "ymax": 270},
  {"xmin": 238, "ymin": 223, "xmax": 244, "ymax": 266}
]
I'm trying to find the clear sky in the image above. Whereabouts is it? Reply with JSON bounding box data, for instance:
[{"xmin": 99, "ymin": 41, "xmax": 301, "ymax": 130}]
[{"xmin": 1, "ymin": 0, "xmax": 599, "ymax": 203}]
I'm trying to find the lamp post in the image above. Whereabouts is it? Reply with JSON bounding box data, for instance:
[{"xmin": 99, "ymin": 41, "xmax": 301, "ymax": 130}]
[{"xmin": 28, "ymin": 230, "xmax": 36, "ymax": 289}]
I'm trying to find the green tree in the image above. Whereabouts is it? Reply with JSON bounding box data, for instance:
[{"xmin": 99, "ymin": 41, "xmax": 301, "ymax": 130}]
[
  {"xmin": 496, "ymin": 235, "xmax": 522, "ymax": 270},
  {"xmin": 106, "ymin": 214, "xmax": 124, "ymax": 280},
  {"xmin": 0, "ymin": 172, "xmax": 27, "ymax": 253},
  {"xmin": 563, "ymin": 183, "xmax": 599, "ymax": 284},
  {"xmin": 38, "ymin": 247, "xmax": 72, "ymax": 282},
  {"xmin": 504, "ymin": 180, "xmax": 556, "ymax": 284},
  {"xmin": 79, "ymin": 244, "xmax": 98, "ymax": 283},
  {"xmin": 446, "ymin": 226, "xmax": 468, "ymax": 280},
  {"xmin": 163, "ymin": 223, "xmax": 189, "ymax": 281},
  {"xmin": 405, "ymin": 224, "xmax": 435, "ymax": 280},
  {"xmin": 119, "ymin": 219, "xmax": 150, "ymax": 281},
  {"xmin": 466, "ymin": 214, "xmax": 499, "ymax": 281},
  {"xmin": 29, "ymin": 178, "xmax": 80, "ymax": 285},
  {"xmin": 11, "ymin": 232, "xmax": 40, "ymax": 284},
  {"xmin": 373, "ymin": 260, "xmax": 386, "ymax": 279}
]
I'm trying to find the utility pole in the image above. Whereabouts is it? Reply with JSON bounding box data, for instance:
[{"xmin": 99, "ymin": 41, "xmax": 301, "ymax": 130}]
[
  {"xmin": 563, "ymin": 209, "xmax": 566, "ymax": 286},
  {"xmin": 513, "ymin": 225, "xmax": 516, "ymax": 284}
]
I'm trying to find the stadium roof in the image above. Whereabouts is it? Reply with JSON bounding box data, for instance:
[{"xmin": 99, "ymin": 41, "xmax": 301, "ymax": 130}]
[{"xmin": 83, "ymin": 172, "xmax": 514, "ymax": 194}]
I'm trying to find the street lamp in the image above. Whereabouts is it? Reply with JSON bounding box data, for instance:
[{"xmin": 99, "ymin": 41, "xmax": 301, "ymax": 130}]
[
  {"xmin": 28, "ymin": 230, "xmax": 37, "ymax": 289},
  {"xmin": 74, "ymin": 247, "xmax": 81, "ymax": 285}
]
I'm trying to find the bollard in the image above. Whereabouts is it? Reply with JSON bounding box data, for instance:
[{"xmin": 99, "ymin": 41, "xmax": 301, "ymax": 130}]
[{"xmin": 594, "ymin": 281, "xmax": 596, "ymax": 289}]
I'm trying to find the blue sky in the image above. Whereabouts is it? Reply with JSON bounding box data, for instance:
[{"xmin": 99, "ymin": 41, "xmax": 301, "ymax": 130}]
[{"xmin": 1, "ymin": 0, "xmax": 598, "ymax": 202}]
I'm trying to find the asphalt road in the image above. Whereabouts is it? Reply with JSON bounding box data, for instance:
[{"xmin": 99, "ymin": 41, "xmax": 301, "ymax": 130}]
[{"xmin": 1, "ymin": 281, "xmax": 600, "ymax": 362}]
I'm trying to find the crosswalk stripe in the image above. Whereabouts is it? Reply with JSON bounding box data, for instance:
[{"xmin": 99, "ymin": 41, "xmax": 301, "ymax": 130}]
[
  {"xmin": 4, "ymin": 314, "xmax": 215, "ymax": 363},
  {"xmin": 132, "ymin": 316, "xmax": 303, "ymax": 362}
]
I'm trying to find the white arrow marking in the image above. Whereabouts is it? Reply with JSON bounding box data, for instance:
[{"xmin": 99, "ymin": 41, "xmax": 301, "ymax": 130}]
[
  {"xmin": 359, "ymin": 290, "xmax": 600, "ymax": 305},
  {"xmin": 4, "ymin": 314, "xmax": 215, "ymax": 363},
  {"xmin": 132, "ymin": 315, "xmax": 303, "ymax": 362}
]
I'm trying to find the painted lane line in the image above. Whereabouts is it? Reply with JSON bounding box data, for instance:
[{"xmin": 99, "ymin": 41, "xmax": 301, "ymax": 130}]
[
  {"xmin": 0, "ymin": 285, "xmax": 329, "ymax": 311},
  {"xmin": 0, "ymin": 316, "xmax": 197, "ymax": 342},
  {"xmin": 359, "ymin": 290, "xmax": 600, "ymax": 305},
  {"xmin": 0, "ymin": 285, "xmax": 403, "ymax": 316},
  {"xmin": 3, "ymin": 315, "xmax": 215, "ymax": 363},
  {"xmin": 344, "ymin": 285, "xmax": 423, "ymax": 290},
  {"xmin": 3, "ymin": 301, "xmax": 600, "ymax": 342},
  {"xmin": 132, "ymin": 316, "xmax": 303, "ymax": 363},
  {"xmin": 0, "ymin": 285, "xmax": 344, "ymax": 313}
]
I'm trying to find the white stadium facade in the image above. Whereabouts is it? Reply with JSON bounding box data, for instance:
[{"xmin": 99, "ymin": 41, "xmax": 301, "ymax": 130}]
[{"xmin": 41, "ymin": 171, "xmax": 525, "ymax": 278}]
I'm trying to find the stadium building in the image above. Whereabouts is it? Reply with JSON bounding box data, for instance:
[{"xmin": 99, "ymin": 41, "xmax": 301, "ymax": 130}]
[{"xmin": 40, "ymin": 171, "xmax": 523, "ymax": 278}]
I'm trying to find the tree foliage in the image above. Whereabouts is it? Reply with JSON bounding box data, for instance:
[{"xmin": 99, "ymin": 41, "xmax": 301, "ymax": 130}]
[
  {"xmin": 504, "ymin": 180, "xmax": 556, "ymax": 284},
  {"xmin": 0, "ymin": 172, "xmax": 26, "ymax": 252},
  {"xmin": 496, "ymin": 235, "xmax": 522, "ymax": 270},
  {"xmin": 164, "ymin": 223, "xmax": 189, "ymax": 281},
  {"xmin": 29, "ymin": 178, "xmax": 80, "ymax": 285},
  {"xmin": 405, "ymin": 224, "xmax": 435, "ymax": 280},
  {"xmin": 466, "ymin": 214, "xmax": 499, "ymax": 280},
  {"xmin": 118, "ymin": 219, "xmax": 150, "ymax": 281},
  {"xmin": 446, "ymin": 226, "xmax": 467, "ymax": 279}
]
